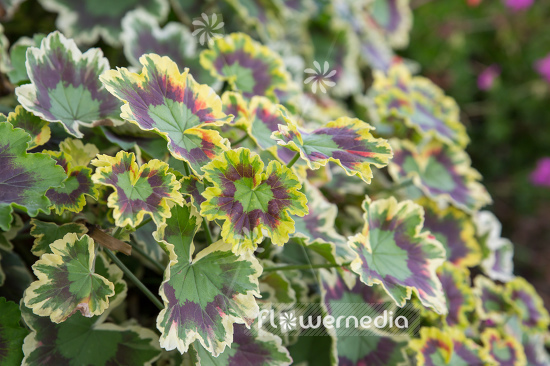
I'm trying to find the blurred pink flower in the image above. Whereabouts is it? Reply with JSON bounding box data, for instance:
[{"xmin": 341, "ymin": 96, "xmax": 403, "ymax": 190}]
[
  {"xmin": 477, "ymin": 64, "xmax": 500, "ymax": 91},
  {"xmin": 531, "ymin": 158, "xmax": 550, "ymax": 187},
  {"xmin": 534, "ymin": 53, "xmax": 550, "ymax": 83},
  {"xmin": 504, "ymin": 0, "xmax": 533, "ymax": 11}
]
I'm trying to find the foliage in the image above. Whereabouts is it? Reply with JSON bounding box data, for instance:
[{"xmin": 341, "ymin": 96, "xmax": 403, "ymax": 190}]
[{"xmin": 0, "ymin": 0, "xmax": 548, "ymax": 365}]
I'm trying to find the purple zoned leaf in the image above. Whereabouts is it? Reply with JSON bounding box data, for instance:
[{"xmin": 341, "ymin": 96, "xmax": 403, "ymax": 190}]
[
  {"xmin": 437, "ymin": 262, "xmax": 475, "ymax": 328},
  {"xmin": 505, "ymin": 277, "xmax": 550, "ymax": 332},
  {"xmin": 15, "ymin": 31, "xmax": 121, "ymax": 138},
  {"xmin": 365, "ymin": 0, "xmax": 412, "ymax": 48},
  {"xmin": 247, "ymin": 97, "xmax": 286, "ymax": 147},
  {"xmin": 419, "ymin": 197, "xmax": 481, "ymax": 268},
  {"xmin": 91, "ymin": 151, "xmax": 183, "ymax": 228},
  {"xmin": 221, "ymin": 91, "xmax": 250, "ymax": 127},
  {"xmin": 152, "ymin": 202, "xmax": 261, "ymax": 356},
  {"xmin": 23, "ymin": 233, "xmax": 115, "ymax": 323},
  {"xmin": 348, "ymin": 196, "xmax": 447, "ymax": 314},
  {"xmin": 291, "ymin": 181, "xmax": 347, "ymax": 247},
  {"xmin": 45, "ymin": 151, "xmax": 99, "ymax": 215},
  {"xmin": 319, "ymin": 269, "xmax": 409, "ymax": 366},
  {"xmin": 20, "ymin": 305, "xmax": 161, "ymax": 366},
  {"xmin": 481, "ymin": 328, "xmax": 526, "ymax": 366},
  {"xmin": 180, "ymin": 175, "xmax": 206, "ymax": 212},
  {"xmin": 473, "ymin": 276, "xmax": 514, "ymax": 324},
  {"xmin": 121, "ymin": 9, "xmax": 215, "ymax": 85},
  {"xmin": 100, "ymin": 53, "xmax": 232, "ymax": 175},
  {"xmin": 409, "ymin": 327, "xmax": 494, "ymax": 366},
  {"xmin": 200, "ymin": 147, "xmax": 308, "ymax": 255},
  {"xmin": 371, "ymin": 64, "xmax": 469, "ymax": 148},
  {"xmin": 5, "ymin": 105, "xmax": 50, "ymax": 150},
  {"xmin": 273, "ymin": 114, "xmax": 393, "ymax": 183},
  {"xmin": 389, "ymin": 139, "xmax": 492, "ymax": 213},
  {"xmin": 0, "ymin": 121, "xmax": 66, "ymax": 231},
  {"xmin": 37, "ymin": 0, "xmax": 168, "ymax": 46},
  {"xmin": 200, "ymin": 32, "xmax": 291, "ymax": 99},
  {"xmin": 194, "ymin": 323, "xmax": 292, "ymax": 366}
]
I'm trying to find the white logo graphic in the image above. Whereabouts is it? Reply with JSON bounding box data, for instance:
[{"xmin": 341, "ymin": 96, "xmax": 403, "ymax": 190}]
[
  {"xmin": 279, "ymin": 311, "xmax": 297, "ymax": 332},
  {"xmin": 192, "ymin": 13, "xmax": 224, "ymax": 46},
  {"xmin": 304, "ymin": 61, "xmax": 337, "ymax": 93}
]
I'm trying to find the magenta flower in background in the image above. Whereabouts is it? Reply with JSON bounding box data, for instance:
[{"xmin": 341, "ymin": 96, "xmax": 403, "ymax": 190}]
[
  {"xmin": 534, "ymin": 53, "xmax": 550, "ymax": 83},
  {"xmin": 477, "ymin": 64, "xmax": 500, "ymax": 91},
  {"xmin": 531, "ymin": 158, "xmax": 550, "ymax": 187},
  {"xmin": 504, "ymin": 0, "xmax": 533, "ymax": 11}
]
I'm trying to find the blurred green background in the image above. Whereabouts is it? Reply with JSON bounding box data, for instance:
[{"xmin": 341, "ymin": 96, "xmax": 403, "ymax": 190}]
[{"xmin": 404, "ymin": 0, "xmax": 550, "ymax": 305}]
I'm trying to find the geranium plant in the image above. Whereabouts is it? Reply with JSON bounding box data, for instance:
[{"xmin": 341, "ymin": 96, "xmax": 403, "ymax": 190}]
[{"xmin": 0, "ymin": 0, "xmax": 548, "ymax": 365}]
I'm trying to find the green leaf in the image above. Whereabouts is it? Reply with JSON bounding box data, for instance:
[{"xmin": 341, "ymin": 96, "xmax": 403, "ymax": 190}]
[
  {"xmin": 7, "ymin": 34, "xmax": 45, "ymax": 84},
  {"xmin": 15, "ymin": 31, "xmax": 121, "ymax": 137},
  {"xmin": 201, "ymin": 147, "xmax": 308, "ymax": 255},
  {"xmin": 23, "ymin": 233, "xmax": 115, "ymax": 323},
  {"xmin": 0, "ymin": 297, "xmax": 28, "ymax": 366},
  {"xmin": 100, "ymin": 53, "xmax": 232, "ymax": 175},
  {"xmin": 20, "ymin": 305, "xmax": 161, "ymax": 366},
  {"xmin": 29, "ymin": 219, "xmax": 88, "ymax": 256},
  {"xmin": 349, "ymin": 196, "xmax": 447, "ymax": 314},
  {"xmin": 5, "ymin": 106, "xmax": 50, "ymax": 150},
  {"xmin": 153, "ymin": 202, "xmax": 262, "ymax": 356},
  {"xmin": 0, "ymin": 121, "xmax": 66, "ymax": 231},
  {"xmin": 91, "ymin": 151, "xmax": 183, "ymax": 227},
  {"xmin": 273, "ymin": 115, "xmax": 393, "ymax": 183},
  {"xmin": 58, "ymin": 138, "xmax": 99, "ymax": 167}
]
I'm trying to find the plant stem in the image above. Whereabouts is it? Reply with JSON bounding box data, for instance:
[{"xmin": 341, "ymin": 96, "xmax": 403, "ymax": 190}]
[
  {"xmin": 262, "ymin": 261, "xmax": 352, "ymax": 273},
  {"xmin": 104, "ymin": 249, "xmax": 164, "ymax": 310},
  {"xmin": 232, "ymin": 134, "xmax": 248, "ymax": 146},
  {"xmin": 286, "ymin": 152, "xmax": 300, "ymax": 168},
  {"xmin": 112, "ymin": 226, "xmax": 126, "ymax": 240},
  {"xmin": 130, "ymin": 239, "xmax": 165, "ymax": 273},
  {"xmin": 183, "ymin": 162, "xmax": 191, "ymax": 177},
  {"xmin": 134, "ymin": 217, "xmax": 153, "ymax": 230},
  {"xmin": 202, "ymin": 220, "xmax": 214, "ymax": 245},
  {"xmin": 202, "ymin": 180, "xmax": 215, "ymax": 244}
]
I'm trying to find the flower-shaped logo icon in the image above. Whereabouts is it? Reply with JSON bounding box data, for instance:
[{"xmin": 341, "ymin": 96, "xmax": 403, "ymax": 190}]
[
  {"xmin": 279, "ymin": 311, "xmax": 297, "ymax": 332},
  {"xmin": 304, "ymin": 61, "xmax": 337, "ymax": 93},
  {"xmin": 192, "ymin": 13, "xmax": 224, "ymax": 46}
]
